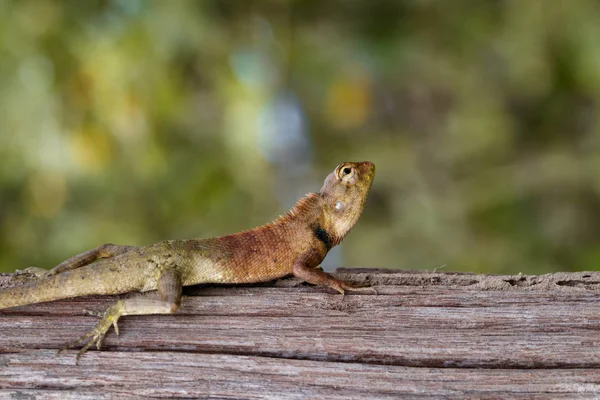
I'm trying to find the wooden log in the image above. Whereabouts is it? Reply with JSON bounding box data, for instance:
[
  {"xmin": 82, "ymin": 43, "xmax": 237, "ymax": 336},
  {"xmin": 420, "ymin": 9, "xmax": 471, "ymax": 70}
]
[{"xmin": 2, "ymin": 269, "xmax": 600, "ymax": 399}]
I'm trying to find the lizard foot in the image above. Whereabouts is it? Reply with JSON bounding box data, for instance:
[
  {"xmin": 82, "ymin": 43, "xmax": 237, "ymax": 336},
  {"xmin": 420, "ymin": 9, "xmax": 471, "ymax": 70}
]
[
  {"xmin": 58, "ymin": 301, "xmax": 124, "ymax": 364},
  {"xmin": 12, "ymin": 267, "xmax": 52, "ymax": 281}
]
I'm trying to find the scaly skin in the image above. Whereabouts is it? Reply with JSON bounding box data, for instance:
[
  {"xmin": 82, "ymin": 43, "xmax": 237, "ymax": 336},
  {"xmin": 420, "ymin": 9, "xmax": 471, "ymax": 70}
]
[{"xmin": 0, "ymin": 161, "xmax": 375, "ymax": 362}]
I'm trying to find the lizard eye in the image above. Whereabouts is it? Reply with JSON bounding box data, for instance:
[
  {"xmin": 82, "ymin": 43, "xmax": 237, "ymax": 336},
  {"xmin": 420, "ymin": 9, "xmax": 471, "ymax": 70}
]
[
  {"xmin": 335, "ymin": 201, "xmax": 346, "ymax": 211},
  {"xmin": 337, "ymin": 164, "xmax": 357, "ymax": 185}
]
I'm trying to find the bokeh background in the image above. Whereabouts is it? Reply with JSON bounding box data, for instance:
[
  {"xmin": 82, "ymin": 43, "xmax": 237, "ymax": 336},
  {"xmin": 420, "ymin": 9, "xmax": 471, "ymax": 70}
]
[{"xmin": 1, "ymin": 0, "xmax": 600, "ymax": 274}]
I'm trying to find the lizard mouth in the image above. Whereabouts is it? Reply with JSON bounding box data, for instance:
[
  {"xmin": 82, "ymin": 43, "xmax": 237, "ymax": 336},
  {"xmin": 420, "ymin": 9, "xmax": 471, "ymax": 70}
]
[{"xmin": 357, "ymin": 161, "xmax": 376, "ymax": 180}]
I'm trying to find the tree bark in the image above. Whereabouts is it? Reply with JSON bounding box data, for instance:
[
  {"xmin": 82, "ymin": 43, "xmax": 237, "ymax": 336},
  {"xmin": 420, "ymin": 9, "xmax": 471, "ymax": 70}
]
[{"xmin": 2, "ymin": 268, "xmax": 600, "ymax": 399}]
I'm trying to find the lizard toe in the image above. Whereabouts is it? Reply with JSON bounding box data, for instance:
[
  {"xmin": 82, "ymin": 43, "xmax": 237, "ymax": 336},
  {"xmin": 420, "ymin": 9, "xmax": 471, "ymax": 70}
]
[{"xmin": 339, "ymin": 281, "xmax": 377, "ymax": 295}]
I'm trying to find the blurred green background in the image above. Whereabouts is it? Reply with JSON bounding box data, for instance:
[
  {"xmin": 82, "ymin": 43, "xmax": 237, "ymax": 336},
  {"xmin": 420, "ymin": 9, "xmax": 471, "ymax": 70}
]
[{"xmin": 1, "ymin": 0, "xmax": 600, "ymax": 275}]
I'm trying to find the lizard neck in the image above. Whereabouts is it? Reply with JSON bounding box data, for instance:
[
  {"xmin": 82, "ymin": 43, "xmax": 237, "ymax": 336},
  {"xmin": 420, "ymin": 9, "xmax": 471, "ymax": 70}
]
[
  {"xmin": 273, "ymin": 193, "xmax": 323, "ymax": 226},
  {"xmin": 272, "ymin": 193, "xmax": 339, "ymax": 250}
]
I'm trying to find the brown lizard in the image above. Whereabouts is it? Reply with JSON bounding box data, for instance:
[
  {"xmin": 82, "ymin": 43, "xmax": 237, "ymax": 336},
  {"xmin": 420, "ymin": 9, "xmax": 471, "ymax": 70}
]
[{"xmin": 0, "ymin": 161, "xmax": 375, "ymax": 362}]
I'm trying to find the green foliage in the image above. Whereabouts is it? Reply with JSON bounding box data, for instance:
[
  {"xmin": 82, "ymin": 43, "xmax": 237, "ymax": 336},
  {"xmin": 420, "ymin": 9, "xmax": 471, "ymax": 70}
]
[{"xmin": 1, "ymin": 0, "xmax": 599, "ymax": 274}]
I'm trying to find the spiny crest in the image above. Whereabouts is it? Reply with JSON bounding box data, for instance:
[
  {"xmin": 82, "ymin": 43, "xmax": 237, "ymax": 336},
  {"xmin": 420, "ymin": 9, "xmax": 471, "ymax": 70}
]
[{"xmin": 273, "ymin": 193, "xmax": 321, "ymax": 225}]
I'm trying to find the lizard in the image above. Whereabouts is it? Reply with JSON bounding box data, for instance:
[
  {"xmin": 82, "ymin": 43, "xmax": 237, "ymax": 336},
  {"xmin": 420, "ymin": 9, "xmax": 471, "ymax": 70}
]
[{"xmin": 0, "ymin": 161, "xmax": 375, "ymax": 362}]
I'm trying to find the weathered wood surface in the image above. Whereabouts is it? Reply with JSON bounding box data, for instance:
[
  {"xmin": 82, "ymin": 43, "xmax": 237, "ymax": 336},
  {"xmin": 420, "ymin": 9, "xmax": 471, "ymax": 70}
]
[{"xmin": 2, "ymin": 268, "xmax": 600, "ymax": 399}]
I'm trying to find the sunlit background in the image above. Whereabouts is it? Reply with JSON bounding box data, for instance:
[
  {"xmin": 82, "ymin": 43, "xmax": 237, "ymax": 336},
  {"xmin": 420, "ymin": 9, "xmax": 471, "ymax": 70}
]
[{"xmin": 1, "ymin": 0, "xmax": 600, "ymax": 274}]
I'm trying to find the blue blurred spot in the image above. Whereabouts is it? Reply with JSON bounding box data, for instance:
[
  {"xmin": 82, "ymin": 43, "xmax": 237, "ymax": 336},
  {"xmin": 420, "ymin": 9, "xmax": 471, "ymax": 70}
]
[{"xmin": 258, "ymin": 92, "xmax": 311, "ymax": 168}]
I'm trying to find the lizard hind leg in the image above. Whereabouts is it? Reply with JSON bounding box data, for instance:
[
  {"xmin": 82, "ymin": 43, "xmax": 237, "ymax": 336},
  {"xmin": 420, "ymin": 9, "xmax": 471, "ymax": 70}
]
[
  {"xmin": 60, "ymin": 268, "xmax": 183, "ymax": 364},
  {"xmin": 48, "ymin": 243, "xmax": 139, "ymax": 276},
  {"xmin": 16, "ymin": 243, "xmax": 139, "ymax": 279}
]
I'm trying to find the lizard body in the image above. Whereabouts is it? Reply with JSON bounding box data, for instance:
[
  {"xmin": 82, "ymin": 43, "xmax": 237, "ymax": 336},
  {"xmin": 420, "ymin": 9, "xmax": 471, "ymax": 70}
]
[{"xmin": 0, "ymin": 161, "xmax": 375, "ymax": 361}]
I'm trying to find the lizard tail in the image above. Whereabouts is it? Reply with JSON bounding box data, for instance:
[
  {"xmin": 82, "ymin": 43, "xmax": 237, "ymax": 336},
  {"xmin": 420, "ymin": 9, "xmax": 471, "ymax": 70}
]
[{"xmin": 0, "ymin": 261, "xmax": 148, "ymax": 309}]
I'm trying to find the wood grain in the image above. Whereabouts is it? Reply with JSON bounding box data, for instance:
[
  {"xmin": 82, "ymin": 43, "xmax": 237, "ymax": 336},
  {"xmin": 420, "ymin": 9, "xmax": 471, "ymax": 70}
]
[{"xmin": 2, "ymin": 269, "xmax": 600, "ymax": 399}]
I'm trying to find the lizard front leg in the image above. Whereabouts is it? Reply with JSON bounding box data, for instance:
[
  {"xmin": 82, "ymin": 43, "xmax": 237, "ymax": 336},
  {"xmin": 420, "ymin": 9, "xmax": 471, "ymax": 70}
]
[
  {"xmin": 61, "ymin": 268, "xmax": 182, "ymax": 364},
  {"xmin": 292, "ymin": 249, "xmax": 373, "ymax": 295},
  {"xmin": 16, "ymin": 243, "xmax": 138, "ymax": 279}
]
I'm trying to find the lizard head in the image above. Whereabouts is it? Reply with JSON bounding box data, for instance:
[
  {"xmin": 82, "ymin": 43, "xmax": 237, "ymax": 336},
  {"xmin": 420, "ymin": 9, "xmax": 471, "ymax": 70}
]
[{"xmin": 319, "ymin": 161, "xmax": 375, "ymax": 245}]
